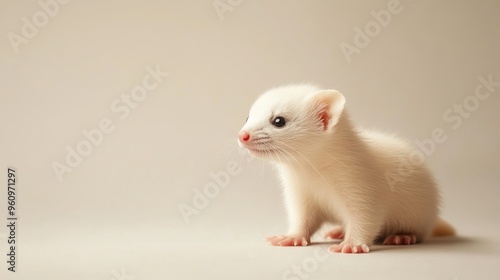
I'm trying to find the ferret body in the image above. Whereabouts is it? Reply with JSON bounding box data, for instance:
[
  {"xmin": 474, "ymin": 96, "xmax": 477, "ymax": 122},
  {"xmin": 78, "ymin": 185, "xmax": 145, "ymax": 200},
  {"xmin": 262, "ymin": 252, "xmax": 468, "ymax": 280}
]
[{"xmin": 238, "ymin": 84, "xmax": 454, "ymax": 253}]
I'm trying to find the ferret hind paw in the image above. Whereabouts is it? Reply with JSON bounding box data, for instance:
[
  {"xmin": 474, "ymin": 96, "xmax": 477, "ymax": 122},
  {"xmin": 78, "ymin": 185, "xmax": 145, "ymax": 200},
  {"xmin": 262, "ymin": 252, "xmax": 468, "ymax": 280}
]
[
  {"xmin": 382, "ymin": 234, "xmax": 417, "ymax": 245},
  {"xmin": 328, "ymin": 242, "xmax": 370, "ymax": 254},
  {"xmin": 266, "ymin": 235, "xmax": 310, "ymax": 246},
  {"xmin": 324, "ymin": 228, "xmax": 344, "ymax": 240}
]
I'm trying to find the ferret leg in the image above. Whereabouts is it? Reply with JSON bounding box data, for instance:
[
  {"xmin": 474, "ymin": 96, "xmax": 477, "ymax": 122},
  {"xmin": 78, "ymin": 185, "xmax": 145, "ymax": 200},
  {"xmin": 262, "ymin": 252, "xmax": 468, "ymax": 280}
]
[
  {"xmin": 266, "ymin": 195, "xmax": 323, "ymax": 246},
  {"xmin": 328, "ymin": 218, "xmax": 382, "ymax": 254},
  {"xmin": 266, "ymin": 216, "xmax": 322, "ymax": 246}
]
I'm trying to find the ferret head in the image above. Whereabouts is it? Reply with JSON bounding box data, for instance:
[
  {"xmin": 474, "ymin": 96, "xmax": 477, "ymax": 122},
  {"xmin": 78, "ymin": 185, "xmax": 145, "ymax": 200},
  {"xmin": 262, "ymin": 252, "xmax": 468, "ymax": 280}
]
[{"xmin": 238, "ymin": 84, "xmax": 346, "ymax": 161}]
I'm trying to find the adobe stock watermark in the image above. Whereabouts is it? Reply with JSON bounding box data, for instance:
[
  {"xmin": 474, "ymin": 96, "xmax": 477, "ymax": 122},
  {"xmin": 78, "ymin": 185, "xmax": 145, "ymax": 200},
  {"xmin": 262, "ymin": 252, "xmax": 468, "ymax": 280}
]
[
  {"xmin": 385, "ymin": 73, "xmax": 499, "ymax": 190},
  {"xmin": 111, "ymin": 267, "xmax": 135, "ymax": 280},
  {"xmin": 51, "ymin": 65, "xmax": 169, "ymax": 182},
  {"xmin": 213, "ymin": 0, "xmax": 244, "ymax": 21},
  {"xmin": 7, "ymin": 0, "xmax": 71, "ymax": 54},
  {"xmin": 282, "ymin": 246, "xmax": 330, "ymax": 280},
  {"xmin": 339, "ymin": 0, "xmax": 407, "ymax": 63}
]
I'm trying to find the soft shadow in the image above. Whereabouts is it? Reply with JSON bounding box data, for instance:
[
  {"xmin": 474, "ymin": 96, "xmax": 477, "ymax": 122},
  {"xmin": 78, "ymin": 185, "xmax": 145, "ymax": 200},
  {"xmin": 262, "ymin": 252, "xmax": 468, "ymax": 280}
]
[
  {"xmin": 424, "ymin": 235, "xmax": 476, "ymax": 245},
  {"xmin": 309, "ymin": 235, "xmax": 492, "ymax": 254},
  {"xmin": 376, "ymin": 235, "xmax": 495, "ymax": 253}
]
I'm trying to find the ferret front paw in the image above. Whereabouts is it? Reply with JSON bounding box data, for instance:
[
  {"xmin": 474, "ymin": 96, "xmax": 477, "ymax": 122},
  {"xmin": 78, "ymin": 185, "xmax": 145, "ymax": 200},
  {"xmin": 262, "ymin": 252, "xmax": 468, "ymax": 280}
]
[
  {"xmin": 382, "ymin": 234, "xmax": 417, "ymax": 245},
  {"xmin": 328, "ymin": 241, "xmax": 370, "ymax": 254},
  {"xmin": 266, "ymin": 235, "xmax": 310, "ymax": 246}
]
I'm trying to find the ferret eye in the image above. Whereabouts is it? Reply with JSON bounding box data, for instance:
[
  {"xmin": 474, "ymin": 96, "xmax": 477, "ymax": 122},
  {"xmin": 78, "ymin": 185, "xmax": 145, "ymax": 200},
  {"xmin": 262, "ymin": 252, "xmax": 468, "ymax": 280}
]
[
  {"xmin": 245, "ymin": 116, "xmax": 249, "ymax": 123},
  {"xmin": 272, "ymin": 116, "xmax": 286, "ymax": 128}
]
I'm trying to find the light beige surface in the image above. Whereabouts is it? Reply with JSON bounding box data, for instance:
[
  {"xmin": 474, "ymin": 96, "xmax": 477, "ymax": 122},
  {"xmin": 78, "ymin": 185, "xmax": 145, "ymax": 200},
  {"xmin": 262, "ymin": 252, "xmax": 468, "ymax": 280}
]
[{"xmin": 1, "ymin": 0, "xmax": 499, "ymax": 279}]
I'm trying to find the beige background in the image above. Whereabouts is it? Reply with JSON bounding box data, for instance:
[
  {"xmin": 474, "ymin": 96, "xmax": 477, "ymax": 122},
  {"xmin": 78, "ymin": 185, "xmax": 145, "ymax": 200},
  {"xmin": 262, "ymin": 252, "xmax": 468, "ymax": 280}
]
[{"xmin": 1, "ymin": 0, "xmax": 499, "ymax": 279}]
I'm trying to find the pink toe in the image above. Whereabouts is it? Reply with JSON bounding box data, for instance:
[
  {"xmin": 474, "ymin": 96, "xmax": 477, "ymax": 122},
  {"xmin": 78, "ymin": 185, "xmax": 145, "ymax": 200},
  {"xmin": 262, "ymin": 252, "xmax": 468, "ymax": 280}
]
[
  {"xmin": 329, "ymin": 244, "xmax": 342, "ymax": 253},
  {"xmin": 383, "ymin": 235, "xmax": 394, "ymax": 245},
  {"xmin": 341, "ymin": 245, "xmax": 351, "ymax": 253},
  {"xmin": 403, "ymin": 236, "xmax": 411, "ymax": 245},
  {"xmin": 394, "ymin": 236, "xmax": 401, "ymax": 245},
  {"xmin": 361, "ymin": 244, "xmax": 370, "ymax": 253},
  {"xmin": 352, "ymin": 246, "xmax": 358, "ymax": 253}
]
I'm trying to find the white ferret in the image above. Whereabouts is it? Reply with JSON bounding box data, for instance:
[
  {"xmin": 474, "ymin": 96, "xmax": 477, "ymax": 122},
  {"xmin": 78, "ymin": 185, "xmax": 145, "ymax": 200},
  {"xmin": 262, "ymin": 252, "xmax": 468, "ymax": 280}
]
[{"xmin": 237, "ymin": 84, "xmax": 454, "ymax": 254}]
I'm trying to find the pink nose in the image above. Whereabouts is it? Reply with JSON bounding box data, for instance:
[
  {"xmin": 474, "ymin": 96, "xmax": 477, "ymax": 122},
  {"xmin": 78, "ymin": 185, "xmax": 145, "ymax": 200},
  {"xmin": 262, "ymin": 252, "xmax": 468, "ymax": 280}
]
[{"xmin": 238, "ymin": 131, "xmax": 250, "ymax": 142}]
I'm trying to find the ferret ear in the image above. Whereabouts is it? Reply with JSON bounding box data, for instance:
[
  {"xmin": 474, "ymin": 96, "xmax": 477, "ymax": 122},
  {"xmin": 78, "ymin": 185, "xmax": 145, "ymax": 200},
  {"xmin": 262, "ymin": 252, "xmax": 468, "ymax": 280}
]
[{"xmin": 309, "ymin": 90, "xmax": 346, "ymax": 132}]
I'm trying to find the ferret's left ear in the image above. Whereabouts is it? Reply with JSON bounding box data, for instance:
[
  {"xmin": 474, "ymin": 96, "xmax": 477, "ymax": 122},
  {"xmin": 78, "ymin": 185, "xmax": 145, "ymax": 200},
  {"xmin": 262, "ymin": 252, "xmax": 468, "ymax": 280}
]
[{"xmin": 309, "ymin": 90, "xmax": 346, "ymax": 132}]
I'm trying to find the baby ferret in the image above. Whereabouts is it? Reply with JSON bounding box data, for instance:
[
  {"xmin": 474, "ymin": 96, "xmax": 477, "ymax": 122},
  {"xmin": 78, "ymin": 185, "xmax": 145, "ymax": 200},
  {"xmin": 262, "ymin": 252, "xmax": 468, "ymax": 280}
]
[{"xmin": 237, "ymin": 84, "xmax": 454, "ymax": 253}]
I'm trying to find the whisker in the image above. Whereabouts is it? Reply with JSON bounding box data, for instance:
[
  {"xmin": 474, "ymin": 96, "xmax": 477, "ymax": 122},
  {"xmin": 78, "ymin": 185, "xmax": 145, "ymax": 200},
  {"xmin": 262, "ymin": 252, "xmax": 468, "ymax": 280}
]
[
  {"xmin": 212, "ymin": 138, "xmax": 239, "ymax": 163},
  {"xmin": 273, "ymin": 140, "xmax": 334, "ymax": 189},
  {"xmin": 269, "ymin": 143, "xmax": 304, "ymax": 185},
  {"xmin": 317, "ymin": 147, "xmax": 349, "ymax": 168}
]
